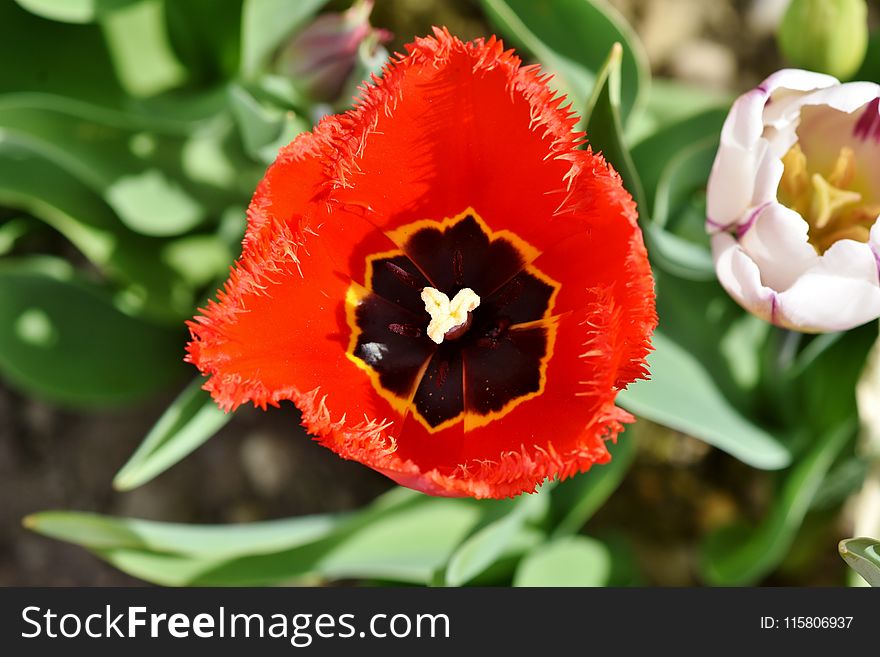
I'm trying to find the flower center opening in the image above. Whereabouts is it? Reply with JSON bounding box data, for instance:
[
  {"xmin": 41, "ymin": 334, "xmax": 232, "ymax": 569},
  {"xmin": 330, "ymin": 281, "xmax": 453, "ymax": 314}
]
[
  {"xmin": 778, "ymin": 100, "xmax": 880, "ymax": 254},
  {"xmin": 345, "ymin": 209, "xmax": 560, "ymax": 433}
]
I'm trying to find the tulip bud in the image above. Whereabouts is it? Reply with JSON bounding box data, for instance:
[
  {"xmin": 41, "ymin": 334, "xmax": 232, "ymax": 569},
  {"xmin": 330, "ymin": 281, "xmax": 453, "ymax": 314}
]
[
  {"xmin": 706, "ymin": 70, "xmax": 880, "ymax": 333},
  {"xmin": 278, "ymin": 0, "xmax": 391, "ymax": 104},
  {"xmin": 778, "ymin": 0, "xmax": 868, "ymax": 80}
]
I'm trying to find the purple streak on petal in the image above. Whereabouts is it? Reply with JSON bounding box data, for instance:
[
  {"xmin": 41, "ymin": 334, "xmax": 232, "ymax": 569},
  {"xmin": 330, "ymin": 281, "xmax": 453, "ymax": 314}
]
[
  {"xmin": 853, "ymin": 97, "xmax": 880, "ymax": 142},
  {"xmin": 706, "ymin": 216, "xmax": 729, "ymax": 230},
  {"xmin": 770, "ymin": 291, "xmax": 779, "ymax": 325},
  {"xmin": 736, "ymin": 202, "xmax": 772, "ymax": 239}
]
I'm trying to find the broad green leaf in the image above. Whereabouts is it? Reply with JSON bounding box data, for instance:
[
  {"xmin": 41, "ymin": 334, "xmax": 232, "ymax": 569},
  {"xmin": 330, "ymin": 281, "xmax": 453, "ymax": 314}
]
[
  {"xmin": 240, "ymin": 0, "xmax": 330, "ymax": 78},
  {"xmin": 0, "ymin": 138, "xmax": 191, "ymax": 321},
  {"xmin": 642, "ymin": 224, "xmax": 715, "ymax": 280},
  {"xmin": 316, "ymin": 500, "xmax": 481, "ymax": 584},
  {"xmin": 24, "ymin": 509, "xmax": 342, "ymax": 559},
  {"xmin": 113, "ymin": 378, "xmax": 231, "ymax": 491},
  {"xmin": 97, "ymin": 549, "xmax": 221, "ymax": 586},
  {"xmin": 164, "ymin": 0, "xmax": 242, "ymax": 84},
  {"xmin": 514, "ymin": 536, "xmax": 611, "ymax": 586},
  {"xmin": 791, "ymin": 322, "xmax": 878, "ymax": 438},
  {"xmin": 550, "ymin": 432, "xmax": 635, "ymax": 536},
  {"xmin": 184, "ymin": 494, "xmax": 480, "ymax": 586},
  {"xmin": 643, "ymin": 137, "xmax": 718, "ymax": 280},
  {"xmin": 0, "ymin": 258, "xmax": 185, "ymax": 407},
  {"xmin": 99, "ymin": 0, "xmax": 187, "ymax": 97},
  {"xmin": 839, "ymin": 537, "xmax": 880, "ymax": 587},
  {"xmin": 628, "ymin": 78, "xmax": 731, "ymax": 145},
  {"xmin": 480, "ymin": 0, "xmax": 649, "ymax": 123},
  {"xmin": 619, "ymin": 331, "xmax": 791, "ymax": 470},
  {"xmin": 161, "ymin": 235, "xmax": 235, "ymax": 288},
  {"xmin": 652, "ymin": 137, "xmax": 717, "ymax": 230},
  {"xmin": 105, "ymin": 169, "xmax": 204, "ymax": 236},
  {"xmin": 28, "ymin": 490, "xmax": 483, "ymax": 586},
  {"xmin": 1, "ymin": 2, "xmax": 123, "ymax": 102},
  {"xmin": 15, "ymin": 0, "xmax": 138, "ymax": 23},
  {"xmin": 26, "ymin": 488, "xmax": 417, "ymax": 586},
  {"xmin": 0, "ymin": 99, "xmax": 223, "ymax": 236},
  {"xmin": 631, "ymin": 108, "xmax": 727, "ymax": 212},
  {"xmin": 444, "ymin": 493, "xmax": 545, "ymax": 586},
  {"xmin": 701, "ymin": 421, "xmax": 854, "ymax": 585},
  {"xmin": 228, "ymin": 83, "xmax": 309, "ymax": 163}
]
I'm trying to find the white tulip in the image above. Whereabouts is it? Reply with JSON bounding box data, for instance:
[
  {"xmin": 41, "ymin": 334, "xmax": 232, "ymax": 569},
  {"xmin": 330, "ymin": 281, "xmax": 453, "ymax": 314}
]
[{"xmin": 707, "ymin": 69, "xmax": 880, "ymax": 332}]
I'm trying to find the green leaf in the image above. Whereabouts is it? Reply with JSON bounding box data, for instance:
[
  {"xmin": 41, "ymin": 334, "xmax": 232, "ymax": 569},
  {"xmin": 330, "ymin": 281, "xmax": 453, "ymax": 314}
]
[
  {"xmin": 642, "ymin": 136, "xmax": 718, "ymax": 280},
  {"xmin": 701, "ymin": 421, "xmax": 854, "ymax": 585},
  {"xmin": 180, "ymin": 494, "xmax": 481, "ymax": 586},
  {"xmin": 98, "ymin": 0, "xmax": 187, "ymax": 97},
  {"xmin": 839, "ymin": 537, "xmax": 880, "ymax": 587},
  {"xmin": 113, "ymin": 378, "xmax": 231, "ymax": 491},
  {"xmin": 27, "ymin": 490, "xmax": 483, "ymax": 586},
  {"xmin": 164, "ymin": 0, "xmax": 242, "ymax": 84},
  {"xmin": 0, "ymin": 217, "xmax": 30, "ymax": 255},
  {"xmin": 316, "ymin": 499, "xmax": 481, "ymax": 584},
  {"xmin": 444, "ymin": 493, "xmax": 545, "ymax": 586},
  {"xmin": 161, "ymin": 234, "xmax": 235, "ymax": 288},
  {"xmin": 240, "ymin": 0, "xmax": 330, "ymax": 78},
  {"xmin": 792, "ymin": 322, "xmax": 878, "ymax": 438},
  {"xmin": 631, "ymin": 108, "xmax": 727, "ymax": 213},
  {"xmin": 14, "ymin": 0, "xmax": 138, "ymax": 23},
  {"xmin": 1, "ymin": 2, "xmax": 124, "ymax": 102},
  {"xmin": 514, "ymin": 536, "xmax": 611, "ymax": 586},
  {"xmin": 0, "ymin": 257, "xmax": 186, "ymax": 407},
  {"xmin": 583, "ymin": 43, "xmax": 645, "ymax": 209},
  {"xmin": 105, "ymin": 169, "xmax": 204, "ymax": 236},
  {"xmin": 582, "ymin": 46, "xmax": 716, "ymax": 281},
  {"xmin": 550, "ymin": 432, "xmax": 636, "ymax": 536},
  {"xmin": 0, "ymin": 98, "xmax": 225, "ymax": 237},
  {"xmin": 480, "ymin": 0, "xmax": 649, "ymax": 124},
  {"xmin": 619, "ymin": 330, "xmax": 791, "ymax": 470},
  {"xmin": 628, "ymin": 78, "xmax": 731, "ymax": 145},
  {"xmin": 0, "ymin": 139, "xmax": 192, "ymax": 321},
  {"xmin": 24, "ymin": 509, "xmax": 342, "ymax": 558},
  {"xmin": 228, "ymin": 83, "xmax": 309, "ymax": 163}
]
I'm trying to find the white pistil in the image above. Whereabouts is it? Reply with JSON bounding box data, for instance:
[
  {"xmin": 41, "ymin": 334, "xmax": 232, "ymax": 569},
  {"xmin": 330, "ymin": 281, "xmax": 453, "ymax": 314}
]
[{"xmin": 421, "ymin": 286, "xmax": 481, "ymax": 344}]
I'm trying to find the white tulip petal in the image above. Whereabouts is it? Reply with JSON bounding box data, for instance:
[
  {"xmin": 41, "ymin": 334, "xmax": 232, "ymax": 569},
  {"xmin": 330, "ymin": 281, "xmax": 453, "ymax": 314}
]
[
  {"xmin": 720, "ymin": 88, "xmax": 769, "ymax": 149},
  {"xmin": 738, "ymin": 203, "xmax": 819, "ymax": 291},
  {"xmin": 707, "ymin": 138, "xmax": 768, "ymax": 229},
  {"xmin": 760, "ymin": 69, "xmax": 839, "ymax": 129},
  {"xmin": 761, "ymin": 69, "xmax": 839, "ymax": 96},
  {"xmin": 776, "ymin": 239, "xmax": 880, "ymax": 332},
  {"xmin": 752, "ymin": 149, "xmax": 785, "ymax": 205},
  {"xmin": 711, "ymin": 232, "xmax": 777, "ymax": 323},
  {"xmin": 798, "ymin": 81, "xmax": 880, "ymax": 115}
]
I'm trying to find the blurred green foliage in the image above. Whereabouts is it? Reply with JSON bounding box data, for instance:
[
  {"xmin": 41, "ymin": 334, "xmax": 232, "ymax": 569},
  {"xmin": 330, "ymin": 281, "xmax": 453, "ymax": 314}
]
[{"xmin": 5, "ymin": 0, "xmax": 878, "ymax": 587}]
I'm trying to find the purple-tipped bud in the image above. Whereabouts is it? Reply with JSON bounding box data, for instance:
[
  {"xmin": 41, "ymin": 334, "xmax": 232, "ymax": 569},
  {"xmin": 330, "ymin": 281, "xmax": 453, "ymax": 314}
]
[{"xmin": 279, "ymin": 0, "xmax": 391, "ymax": 103}]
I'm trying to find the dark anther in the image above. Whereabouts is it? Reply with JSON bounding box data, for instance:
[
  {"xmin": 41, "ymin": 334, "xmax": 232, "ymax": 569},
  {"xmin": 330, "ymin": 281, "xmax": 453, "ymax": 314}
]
[
  {"xmin": 388, "ymin": 323, "xmax": 422, "ymax": 338},
  {"xmin": 435, "ymin": 358, "xmax": 450, "ymax": 389},
  {"xmin": 453, "ymin": 249, "xmax": 464, "ymax": 286},
  {"xmin": 384, "ymin": 261, "xmax": 423, "ymax": 289},
  {"xmin": 493, "ymin": 277, "xmax": 524, "ymax": 309}
]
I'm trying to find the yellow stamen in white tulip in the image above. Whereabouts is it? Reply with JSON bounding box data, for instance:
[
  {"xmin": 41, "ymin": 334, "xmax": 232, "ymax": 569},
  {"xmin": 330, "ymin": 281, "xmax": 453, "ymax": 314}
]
[
  {"xmin": 779, "ymin": 144, "xmax": 879, "ymax": 253},
  {"xmin": 421, "ymin": 286, "xmax": 480, "ymax": 344}
]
